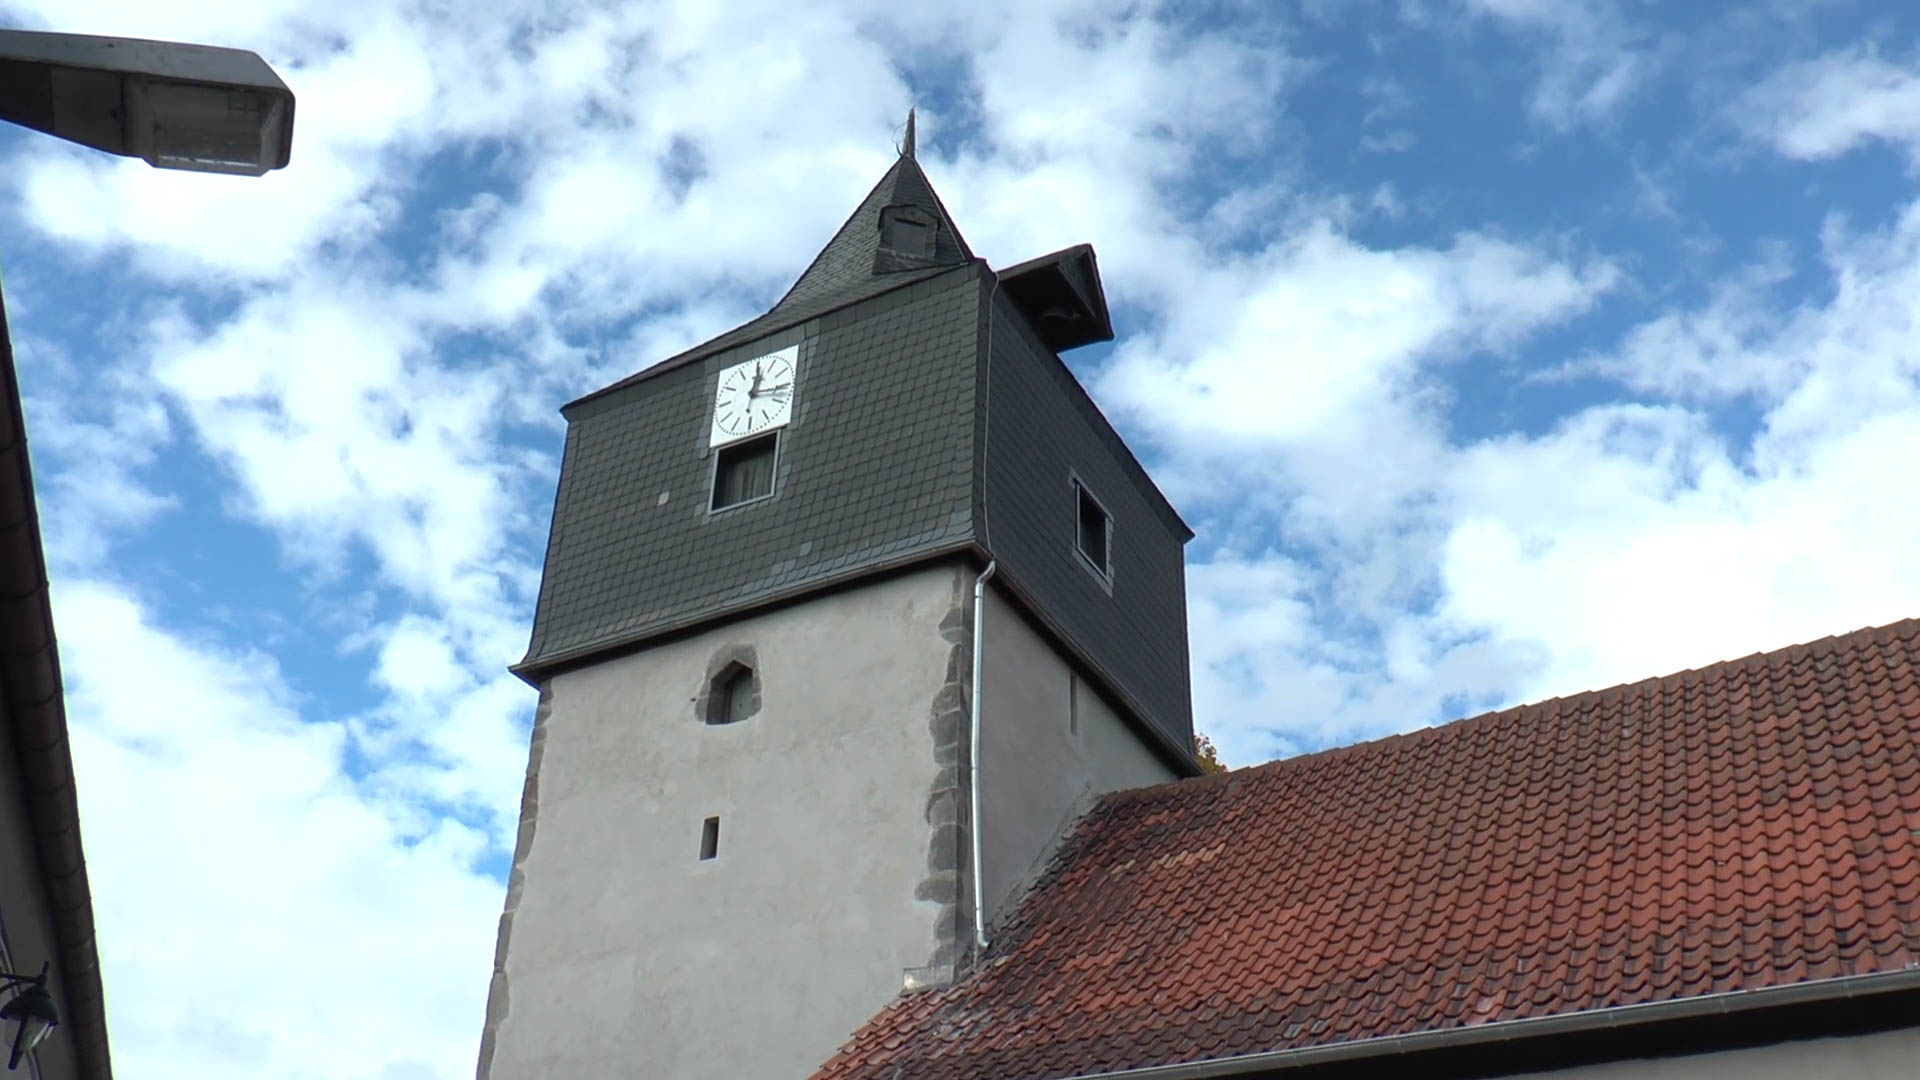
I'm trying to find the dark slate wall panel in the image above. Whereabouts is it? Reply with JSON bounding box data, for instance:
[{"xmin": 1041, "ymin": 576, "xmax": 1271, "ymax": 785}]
[
  {"xmin": 523, "ymin": 271, "xmax": 980, "ymax": 668},
  {"xmin": 980, "ymin": 290, "xmax": 1194, "ymax": 753}
]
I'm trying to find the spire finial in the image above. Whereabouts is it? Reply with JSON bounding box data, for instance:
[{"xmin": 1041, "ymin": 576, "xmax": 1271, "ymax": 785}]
[{"xmin": 903, "ymin": 108, "xmax": 916, "ymax": 159}]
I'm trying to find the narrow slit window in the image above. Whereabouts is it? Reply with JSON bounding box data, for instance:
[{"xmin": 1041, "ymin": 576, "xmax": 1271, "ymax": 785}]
[
  {"xmin": 1074, "ymin": 480, "xmax": 1111, "ymax": 579},
  {"xmin": 712, "ymin": 433, "xmax": 778, "ymax": 510},
  {"xmin": 1069, "ymin": 673, "xmax": 1080, "ymax": 736},
  {"xmin": 699, "ymin": 816, "xmax": 720, "ymax": 861}
]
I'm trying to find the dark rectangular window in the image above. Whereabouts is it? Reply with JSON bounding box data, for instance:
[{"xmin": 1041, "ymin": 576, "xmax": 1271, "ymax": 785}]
[
  {"xmin": 1075, "ymin": 480, "xmax": 1110, "ymax": 578},
  {"xmin": 712, "ymin": 433, "xmax": 778, "ymax": 510},
  {"xmin": 699, "ymin": 816, "xmax": 720, "ymax": 861}
]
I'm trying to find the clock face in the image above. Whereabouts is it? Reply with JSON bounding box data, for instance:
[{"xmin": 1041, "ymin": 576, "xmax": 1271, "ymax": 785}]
[{"xmin": 710, "ymin": 346, "xmax": 798, "ymax": 447}]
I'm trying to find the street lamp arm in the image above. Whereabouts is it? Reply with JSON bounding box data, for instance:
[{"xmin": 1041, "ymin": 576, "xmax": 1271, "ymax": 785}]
[{"xmin": 0, "ymin": 29, "xmax": 294, "ymax": 175}]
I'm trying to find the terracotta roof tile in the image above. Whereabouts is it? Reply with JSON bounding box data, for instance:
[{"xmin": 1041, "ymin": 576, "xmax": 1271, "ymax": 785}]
[{"xmin": 812, "ymin": 617, "xmax": 1920, "ymax": 1080}]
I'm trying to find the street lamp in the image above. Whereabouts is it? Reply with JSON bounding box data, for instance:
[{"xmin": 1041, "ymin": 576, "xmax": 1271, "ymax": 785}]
[
  {"xmin": 0, "ymin": 965, "xmax": 56, "ymax": 1071},
  {"xmin": 0, "ymin": 26, "xmax": 293, "ymax": 1080},
  {"xmin": 0, "ymin": 29, "xmax": 294, "ymax": 175}
]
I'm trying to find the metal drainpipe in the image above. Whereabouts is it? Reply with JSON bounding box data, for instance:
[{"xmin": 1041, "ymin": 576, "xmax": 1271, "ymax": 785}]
[{"xmin": 969, "ymin": 559, "xmax": 998, "ymax": 953}]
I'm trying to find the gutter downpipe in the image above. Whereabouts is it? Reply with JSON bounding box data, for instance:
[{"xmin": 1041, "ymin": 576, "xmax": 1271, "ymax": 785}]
[
  {"xmin": 1055, "ymin": 967, "xmax": 1920, "ymax": 1080},
  {"xmin": 969, "ymin": 559, "xmax": 997, "ymax": 954}
]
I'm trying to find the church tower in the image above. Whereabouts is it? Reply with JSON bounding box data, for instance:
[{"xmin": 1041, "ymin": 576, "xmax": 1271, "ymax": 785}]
[{"xmin": 475, "ymin": 117, "xmax": 1198, "ymax": 1080}]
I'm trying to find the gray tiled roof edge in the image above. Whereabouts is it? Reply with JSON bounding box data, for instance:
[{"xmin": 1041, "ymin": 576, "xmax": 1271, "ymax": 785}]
[
  {"xmin": 513, "ymin": 539, "xmax": 981, "ymax": 681},
  {"xmin": 512, "ymin": 538, "xmax": 1200, "ymax": 777},
  {"xmin": 564, "ymin": 261, "xmax": 979, "ymax": 420}
]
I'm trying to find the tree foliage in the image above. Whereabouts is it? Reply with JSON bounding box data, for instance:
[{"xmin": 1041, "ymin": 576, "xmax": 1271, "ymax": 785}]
[{"xmin": 1193, "ymin": 733, "xmax": 1228, "ymax": 775}]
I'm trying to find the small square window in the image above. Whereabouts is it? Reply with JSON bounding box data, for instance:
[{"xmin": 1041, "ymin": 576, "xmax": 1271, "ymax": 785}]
[
  {"xmin": 712, "ymin": 433, "xmax": 778, "ymax": 510},
  {"xmin": 1074, "ymin": 480, "xmax": 1110, "ymax": 579}
]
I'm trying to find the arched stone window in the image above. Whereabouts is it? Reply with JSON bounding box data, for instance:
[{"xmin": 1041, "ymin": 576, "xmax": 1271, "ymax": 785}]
[
  {"xmin": 709, "ymin": 663, "xmax": 754, "ymax": 724},
  {"xmin": 698, "ymin": 646, "xmax": 762, "ymax": 725}
]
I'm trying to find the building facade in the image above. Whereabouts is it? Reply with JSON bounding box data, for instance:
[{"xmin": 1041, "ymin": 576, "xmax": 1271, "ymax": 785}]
[{"xmin": 475, "ymin": 129, "xmax": 1196, "ymax": 1079}]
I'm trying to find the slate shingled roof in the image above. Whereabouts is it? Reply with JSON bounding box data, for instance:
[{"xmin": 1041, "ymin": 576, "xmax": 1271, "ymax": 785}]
[
  {"xmin": 517, "ymin": 147, "xmax": 988, "ymax": 674},
  {"xmin": 570, "ymin": 150, "xmax": 972, "ymax": 412},
  {"xmin": 518, "ymin": 146, "xmax": 1200, "ymax": 760},
  {"xmin": 519, "ymin": 269, "xmax": 981, "ymax": 671},
  {"xmin": 813, "ymin": 617, "xmax": 1920, "ymax": 1080}
]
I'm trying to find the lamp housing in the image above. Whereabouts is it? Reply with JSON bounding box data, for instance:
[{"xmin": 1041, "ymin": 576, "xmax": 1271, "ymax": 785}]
[
  {"xmin": 0, "ymin": 980, "xmax": 57, "ymax": 1071},
  {"xmin": 0, "ymin": 29, "xmax": 293, "ymax": 174}
]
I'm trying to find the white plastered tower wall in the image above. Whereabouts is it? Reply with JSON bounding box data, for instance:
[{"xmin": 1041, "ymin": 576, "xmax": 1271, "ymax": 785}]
[
  {"xmin": 478, "ymin": 565, "xmax": 979, "ymax": 1080},
  {"xmin": 975, "ymin": 582, "xmax": 1177, "ymax": 930},
  {"xmin": 475, "ymin": 561, "xmax": 1185, "ymax": 1080}
]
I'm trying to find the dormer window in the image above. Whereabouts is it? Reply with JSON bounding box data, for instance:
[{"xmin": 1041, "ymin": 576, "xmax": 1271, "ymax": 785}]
[{"xmin": 879, "ymin": 206, "xmax": 937, "ymax": 258}]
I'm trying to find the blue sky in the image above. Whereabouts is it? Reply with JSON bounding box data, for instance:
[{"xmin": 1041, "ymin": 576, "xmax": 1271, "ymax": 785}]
[{"xmin": 3, "ymin": 1, "xmax": 1920, "ymax": 1076}]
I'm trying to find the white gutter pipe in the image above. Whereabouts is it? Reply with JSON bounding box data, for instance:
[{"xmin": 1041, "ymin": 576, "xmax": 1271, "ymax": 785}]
[{"xmin": 969, "ymin": 560, "xmax": 997, "ymax": 953}]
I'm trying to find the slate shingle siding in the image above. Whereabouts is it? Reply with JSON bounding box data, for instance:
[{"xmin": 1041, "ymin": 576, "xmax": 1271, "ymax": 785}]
[
  {"xmin": 521, "ymin": 259, "xmax": 1195, "ymax": 762},
  {"xmin": 521, "ymin": 268, "xmax": 980, "ymax": 668},
  {"xmin": 519, "ymin": 150, "xmax": 1194, "ymax": 764},
  {"xmin": 978, "ymin": 285, "xmax": 1195, "ymax": 755}
]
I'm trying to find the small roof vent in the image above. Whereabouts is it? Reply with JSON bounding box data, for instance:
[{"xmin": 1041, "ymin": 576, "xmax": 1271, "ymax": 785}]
[{"xmin": 878, "ymin": 204, "xmax": 938, "ymax": 259}]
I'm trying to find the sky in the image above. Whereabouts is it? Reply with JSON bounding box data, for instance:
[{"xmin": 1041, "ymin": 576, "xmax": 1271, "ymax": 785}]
[{"xmin": 1, "ymin": 0, "xmax": 1918, "ymax": 1076}]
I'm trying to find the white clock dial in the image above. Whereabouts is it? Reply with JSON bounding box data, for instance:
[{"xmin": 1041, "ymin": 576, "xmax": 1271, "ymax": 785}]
[{"xmin": 710, "ymin": 346, "xmax": 798, "ymax": 447}]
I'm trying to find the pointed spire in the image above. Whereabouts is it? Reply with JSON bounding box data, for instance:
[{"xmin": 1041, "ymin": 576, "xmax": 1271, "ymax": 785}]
[{"xmin": 763, "ymin": 123, "xmax": 972, "ymax": 319}]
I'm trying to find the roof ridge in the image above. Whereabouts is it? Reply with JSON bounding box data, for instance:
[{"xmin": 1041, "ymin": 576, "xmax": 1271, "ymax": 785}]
[{"xmin": 1099, "ymin": 613, "xmax": 1920, "ymax": 803}]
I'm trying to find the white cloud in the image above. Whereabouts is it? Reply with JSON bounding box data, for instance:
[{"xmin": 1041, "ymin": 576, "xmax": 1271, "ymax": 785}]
[
  {"xmin": 1165, "ymin": 197, "xmax": 1920, "ymax": 768},
  {"xmin": 1438, "ymin": 397, "xmax": 1920, "ymax": 705},
  {"xmin": 1096, "ymin": 220, "xmax": 1616, "ymax": 540},
  {"xmin": 1454, "ymin": 0, "xmax": 1664, "ymax": 129},
  {"xmin": 56, "ymin": 579, "xmax": 501, "ymax": 1080},
  {"xmin": 1568, "ymin": 245, "xmax": 1800, "ymax": 402},
  {"xmin": 1744, "ymin": 47, "xmax": 1920, "ymax": 161},
  {"xmin": 146, "ymin": 283, "xmax": 536, "ymax": 652}
]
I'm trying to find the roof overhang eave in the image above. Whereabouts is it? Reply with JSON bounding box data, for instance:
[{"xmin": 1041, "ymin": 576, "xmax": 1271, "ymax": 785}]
[
  {"xmin": 1060, "ymin": 967, "xmax": 1920, "ymax": 1080},
  {"xmin": 0, "ymin": 289, "xmax": 113, "ymax": 1078}
]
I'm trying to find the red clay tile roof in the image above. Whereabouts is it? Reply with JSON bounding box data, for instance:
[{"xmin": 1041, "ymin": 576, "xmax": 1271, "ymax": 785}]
[{"xmin": 814, "ymin": 618, "xmax": 1920, "ymax": 1080}]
